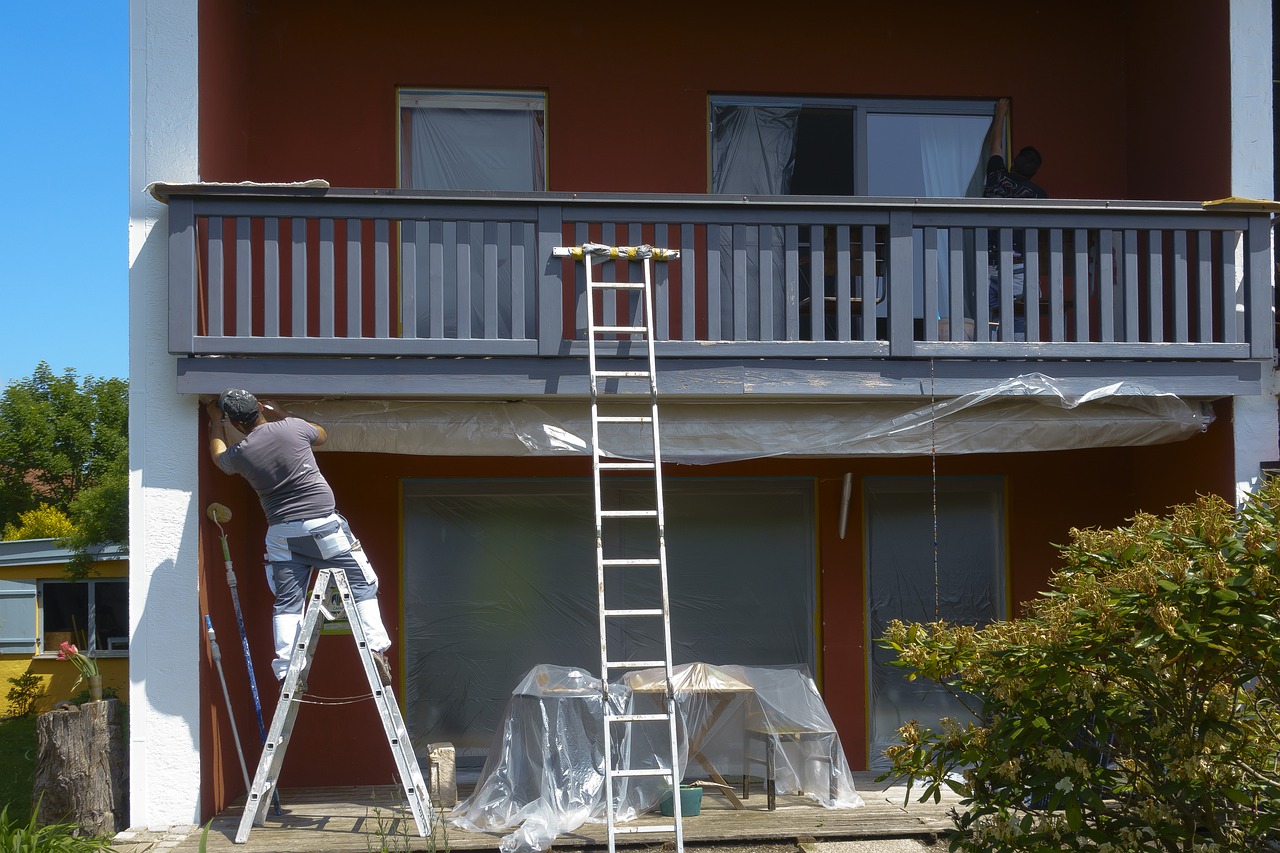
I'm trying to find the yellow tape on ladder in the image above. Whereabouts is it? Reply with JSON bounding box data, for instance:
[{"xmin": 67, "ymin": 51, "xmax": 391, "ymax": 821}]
[{"xmin": 552, "ymin": 243, "xmax": 680, "ymax": 261}]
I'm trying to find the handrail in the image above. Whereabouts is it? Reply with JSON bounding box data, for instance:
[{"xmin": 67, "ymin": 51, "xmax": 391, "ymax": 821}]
[{"xmin": 163, "ymin": 187, "xmax": 1274, "ymax": 363}]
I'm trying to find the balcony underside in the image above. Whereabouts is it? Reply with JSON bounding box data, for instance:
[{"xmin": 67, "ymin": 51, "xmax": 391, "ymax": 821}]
[{"xmin": 175, "ymin": 354, "xmax": 1261, "ymax": 400}]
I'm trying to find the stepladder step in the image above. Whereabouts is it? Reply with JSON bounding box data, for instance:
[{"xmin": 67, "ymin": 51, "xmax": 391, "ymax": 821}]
[{"xmin": 235, "ymin": 568, "xmax": 435, "ymax": 844}]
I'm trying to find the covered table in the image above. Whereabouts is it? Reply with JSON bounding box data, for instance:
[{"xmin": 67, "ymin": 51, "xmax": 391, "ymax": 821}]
[
  {"xmin": 448, "ymin": 663, "xmax": 862, "ymax": 853},
  {"xmin": 623, "ymin": 662, "xmax": 756, "ymax": 808},
  {"xmin": 448, "ymin": 665, "xmax": 631, "ymax": 853}
]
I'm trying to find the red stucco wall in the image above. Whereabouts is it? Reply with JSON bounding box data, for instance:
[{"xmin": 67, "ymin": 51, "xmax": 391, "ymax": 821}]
[
  {"xmin": 199, "ymin": 404, "xmax": 1233, "ymax": 809},
  {"xmin": 199, "ymin": 1, "xmax": 1231, "ymax": 201},
  {"xmin": 194, "ymin": 0, "xmax": 1239, "ymax": 817}
]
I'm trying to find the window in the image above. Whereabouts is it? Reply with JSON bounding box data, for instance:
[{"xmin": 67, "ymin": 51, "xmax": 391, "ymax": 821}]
[
  {"xmin": 709, "ymin": 96, "xmax": 994, "ymax": 197},
  {"xmin": 401, "ymin": 477, "xmax": 816, "ymax": 767},
  {"xmin": 399, "ymin": 90, "xmax": 546, "ymax": 191},
  {"xmin": 40, "ymin": 579, "xmax": 128, "ymax": 655},
  {"xmin": 863, "ymin": 476, "xmax": 1006, "ymax": 769},
  {"xmin": 710, "ymin": 96, "xmax": 997, "ymax": 325}
]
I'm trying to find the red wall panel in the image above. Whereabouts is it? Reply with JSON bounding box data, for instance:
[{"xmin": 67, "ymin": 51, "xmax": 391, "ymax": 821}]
[{"xmin": 199, "ymin": 1, "xmax": 1231, "ymax": 200}]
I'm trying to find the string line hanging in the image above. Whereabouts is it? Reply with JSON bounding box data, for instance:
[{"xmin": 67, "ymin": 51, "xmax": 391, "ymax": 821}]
[{"xmin": 930, "ymin": 356, "xmax": 939, "ymax": 622}]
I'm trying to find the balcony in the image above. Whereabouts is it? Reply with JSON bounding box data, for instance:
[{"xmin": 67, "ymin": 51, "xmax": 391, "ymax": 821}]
[{"xmin": 158, "ymin": 184, "xmax": 1273, "ymax": 399}]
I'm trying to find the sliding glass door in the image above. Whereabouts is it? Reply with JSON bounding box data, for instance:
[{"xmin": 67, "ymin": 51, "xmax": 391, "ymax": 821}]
[{"xmin": 863, "ymin": 476, "xmax": 1006, "ymax": 770}]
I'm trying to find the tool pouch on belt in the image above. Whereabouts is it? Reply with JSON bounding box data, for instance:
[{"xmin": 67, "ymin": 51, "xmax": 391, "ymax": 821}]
[{"xmin": 289, "ymin": 518, "xmax": 351, "ymax": 560}]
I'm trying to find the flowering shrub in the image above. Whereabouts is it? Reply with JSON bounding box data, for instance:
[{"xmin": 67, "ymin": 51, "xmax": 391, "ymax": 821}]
[
  {"xmin": 55, "ymin": 642, "xmax": 99, "ymax": 692},
  {"xmin": 880, "ymin": 481, "xmax": 1280, "ymax": 851}
]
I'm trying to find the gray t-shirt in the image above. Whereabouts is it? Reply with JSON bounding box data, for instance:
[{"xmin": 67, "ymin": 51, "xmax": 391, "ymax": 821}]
[{"xmin": 216, "ymin": 418, "xmax": 335, "ymax": 524}]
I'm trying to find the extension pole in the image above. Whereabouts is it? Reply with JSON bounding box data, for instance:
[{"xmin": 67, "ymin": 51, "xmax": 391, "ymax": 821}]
[
  {"xmin": 208, "ymin": 503, "xmax": 282, "ymax": 815},
  {"xmin": 205, "ymin": 615, "xmax": 252, "ymax": 791}
]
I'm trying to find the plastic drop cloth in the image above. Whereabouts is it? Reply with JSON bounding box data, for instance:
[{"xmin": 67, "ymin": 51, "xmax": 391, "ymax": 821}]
[
  {"xmin": 449, "ymin": 662, "xmax": 862, "ymax": 853},
  {"xmin": 291, "ymin": 373, "xmax": 1211, "ymax": 464},
  {"xmin": 447, "ymin": 666, "xmax": 628, "ymax": 853}
]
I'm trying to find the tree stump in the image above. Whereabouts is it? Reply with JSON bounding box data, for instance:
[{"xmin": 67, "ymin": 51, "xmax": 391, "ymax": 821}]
[{"xmin": 34, "ymin": 698, "xmax": 126, "ymax": 835}]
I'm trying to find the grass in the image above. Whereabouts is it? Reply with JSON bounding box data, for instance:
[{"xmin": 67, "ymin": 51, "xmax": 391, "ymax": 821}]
[
  {"xmin": 0, "ymin": 801, "xmax": 113, "ymax": 852},
  {"xmin": 0, "ymin": 715, "xmax": 37, "ymax": 825}
]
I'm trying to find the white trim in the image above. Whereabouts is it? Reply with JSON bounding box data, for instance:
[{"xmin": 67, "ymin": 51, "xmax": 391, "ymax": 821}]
[
  {"xmin": 129, "ymin": 0, "xmax": 202, "ymax": 830},
  {"xmin": 1229, "ymin": 0, "xmax": 1277, "ymax": 503},
  {"xmin": 398, "ymin": 89, "xmax": 545, "ymax": 112},
  {"xmin": 1229, "ymin": 0, "xmax": 1273, "ymax": 201}
]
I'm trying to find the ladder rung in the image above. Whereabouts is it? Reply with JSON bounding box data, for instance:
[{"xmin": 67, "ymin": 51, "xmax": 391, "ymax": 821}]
[
  {"xmin": 591, "ymin": 281, "xmax": 646, "ymax": 290},
  {"xmin": 616, "ymin": 824, "xmax": 679, "ymax": 834},
  {"xmin": 603, "ymin": 608, "xmax": 664, "ymax": 617},
  {"xmin": 601, "ymin": 509, "xmax": 658, "ymax": 518},
  {"xmin": 595, "ymin": 370, "xmax": 651, "ymax": 379},
  {"xmin": 598, "ymin": 461, "xmax": 656, "ymax": 471},
  {"xmin": 594, "ymin": 325, "xmax": 647, "ymax": 334},
  {"xmin": 607, "ymin": 713, "xmax": 671, "ymax": 723},
  {"xmin": 612, "ymin": 767, "xmax": 677, "ymax": 778},
  {"xmin": 606, "ymin": 659, "xmax": 666, "ymax": 669},
  {"xmin": 601, "ymin": 558, "xmax": 662, "ymax": 567},
  {"xmin": 597, "ymin": 415, "xmax": 653, "ymax": 423}
]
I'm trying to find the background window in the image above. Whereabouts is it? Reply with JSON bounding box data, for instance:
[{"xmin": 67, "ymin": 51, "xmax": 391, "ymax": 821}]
[
  {"xmin": 399, "ymin": 90, "xmax": 546, "ymax": 191},
  {"xmin": 41, "ymin": 579, "xmax": 128, "ymax": 654}
]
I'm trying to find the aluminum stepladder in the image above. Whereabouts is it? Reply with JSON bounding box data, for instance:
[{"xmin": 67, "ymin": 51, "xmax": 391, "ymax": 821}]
[
  {"xmin": 553, "ymin": 242, "xmax": 684, "ymax": 853},
  {"xmin": 234, "ymin": 568, "xmax": 434, "ymax": 844}
]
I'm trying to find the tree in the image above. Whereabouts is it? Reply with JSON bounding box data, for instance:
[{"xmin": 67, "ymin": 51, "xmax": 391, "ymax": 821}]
[
  {"xmin": 0, "ymin": 363, "xmax": 128, "ymax": 567},
  {"xmin": 1, "ymin": 504, "xmax": 76, "ymax": 541},
  {"xmin": 62, "ymin": 467, "xmax": 129, "ymax": 577},
  {"xmin": 880, "ymin": 482, "xmax": 1280, "ymax": 851}
]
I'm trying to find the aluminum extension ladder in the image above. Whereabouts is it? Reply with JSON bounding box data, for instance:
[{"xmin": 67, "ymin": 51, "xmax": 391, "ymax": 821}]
[
  {"xmin": 234, "ymin": 568, "xmax": 434, "ymax": 843},
  {"xmin": 553, "ymin": 242, "xmax": 684, "ymax": 853}
]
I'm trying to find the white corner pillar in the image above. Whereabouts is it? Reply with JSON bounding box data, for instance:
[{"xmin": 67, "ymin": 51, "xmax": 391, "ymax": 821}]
[
  {"xmin": 128, "ymin": 0, "xmax": 202, "ymax": 829},
  {"xmin": 1229, "ymin": 0, "xmax": 1277, "ymax": 503}
]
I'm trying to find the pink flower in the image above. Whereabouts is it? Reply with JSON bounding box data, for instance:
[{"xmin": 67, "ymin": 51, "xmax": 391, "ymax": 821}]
[{"xmin": 55, "ymin": 640, "xmax": 99, "ymax": 685}]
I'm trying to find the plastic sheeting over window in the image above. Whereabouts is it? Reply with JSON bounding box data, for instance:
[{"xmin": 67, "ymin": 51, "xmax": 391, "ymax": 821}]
[
  {"xmin": 401, "ymin": 91, "xmax": 546, "ymax": 192},
  {"xmin": 449, "ymin": 663, "xmax": 862, "ymax": 853},
  {"xmin": 864, "ymin": 476, "xmax": 1005, "ymax": 769},
  {"xmin": 296, "ymin": 373, "xmax": 1212, "ymax": 464},
  {"xmin": 401, "ymin": 479, "xmax": 816, "ymax": 761}
]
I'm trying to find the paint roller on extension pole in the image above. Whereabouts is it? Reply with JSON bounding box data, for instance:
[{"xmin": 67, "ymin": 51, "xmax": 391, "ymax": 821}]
[{"xmin": 207, "ymin": 502, "xmax": 282, "ymax": 815}]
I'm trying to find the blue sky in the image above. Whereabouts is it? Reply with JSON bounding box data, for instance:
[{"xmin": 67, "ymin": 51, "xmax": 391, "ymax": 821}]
[{"xmin": 0, "ymin": 4, "xmax": 128, "ymax": 390}]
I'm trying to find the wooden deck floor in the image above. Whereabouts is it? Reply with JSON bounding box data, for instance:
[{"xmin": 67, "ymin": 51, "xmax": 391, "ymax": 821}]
[{"xmin": 181, "ymin": 773, "xmax": 958, "ymax": 853}]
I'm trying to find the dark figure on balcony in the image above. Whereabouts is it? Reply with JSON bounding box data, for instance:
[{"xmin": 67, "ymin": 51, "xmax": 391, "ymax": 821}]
[
  {"xmin": 205, "ymin": 389, "xmax": 394, "ymax": 686},
  {"xmin": 983, "ymin": 97, "xmax": 1046, "ymax": 337}
]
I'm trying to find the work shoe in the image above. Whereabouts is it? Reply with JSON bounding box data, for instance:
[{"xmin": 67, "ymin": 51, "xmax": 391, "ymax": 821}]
[{"xmin": 372, "ymin": 650, "xmax": 393, "ymax": 687}]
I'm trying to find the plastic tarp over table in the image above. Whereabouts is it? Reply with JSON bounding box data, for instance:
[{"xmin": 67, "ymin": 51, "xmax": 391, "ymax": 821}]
[{"xmin": 449, "ymin": 663, "xmax": 862, "ymax": 853}]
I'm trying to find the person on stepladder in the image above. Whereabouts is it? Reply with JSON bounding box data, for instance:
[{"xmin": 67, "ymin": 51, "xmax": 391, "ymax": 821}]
[
  {"xmin": 205, "ymin": 389, "xmax": 394, "ymax": 687},
  {"xmin": 983, "ymin": 97, "xmax": 1047, "ymax": 338}
]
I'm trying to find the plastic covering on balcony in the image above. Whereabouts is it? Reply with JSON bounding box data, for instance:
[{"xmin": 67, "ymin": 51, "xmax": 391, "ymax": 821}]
[
  {"xmin": 448, "ymin": 662, "xmax": 862, "ymax": 853},
  {"xmin": 285, "ymin": 373, "xmax": 1212, "ymax": 464}
]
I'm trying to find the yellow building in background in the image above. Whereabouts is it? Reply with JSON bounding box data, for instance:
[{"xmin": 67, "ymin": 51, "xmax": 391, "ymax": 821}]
[{"xmin": 0, "ymin": 539, "xmax": 128, "ymax": 716}]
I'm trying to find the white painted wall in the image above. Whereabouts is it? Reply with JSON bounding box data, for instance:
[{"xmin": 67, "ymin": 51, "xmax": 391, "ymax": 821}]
[
  {"xmin": 128, "ymin": 0, "xmax": 202, "ymax": 829},
  {"xmin": 1230, "ymin": 0, "xmax": 1278, "ymax": 504}
]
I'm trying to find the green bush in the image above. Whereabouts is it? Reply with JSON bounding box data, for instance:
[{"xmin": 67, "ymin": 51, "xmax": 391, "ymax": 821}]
[
  {"xmin": 0, "ymin": 802, "xmax": 111, "ymax": 853},
  {"xmin": 880, "ymin": 482, "xmax": 1280, "ymax": 851},
  {"xmin": 5, "ymin": 673, "xmax": 44, "ymax": 718}
]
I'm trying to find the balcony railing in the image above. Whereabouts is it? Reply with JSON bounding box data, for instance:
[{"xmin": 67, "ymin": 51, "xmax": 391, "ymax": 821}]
[{"xmin": 162, "ymin": 186, "xmax": 1274, "ymax": 363}]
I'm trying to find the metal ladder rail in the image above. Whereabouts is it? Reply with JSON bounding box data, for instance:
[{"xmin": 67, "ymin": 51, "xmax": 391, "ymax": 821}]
[
  {"xmin": 235, "ymin": 568, "xmax": 434, "ymax": 844},
  {"xmin": 561, "ymin": 243, "xmax": 683, "ymax": 853}
]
